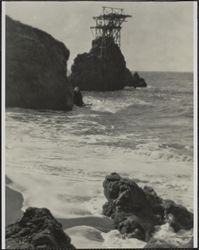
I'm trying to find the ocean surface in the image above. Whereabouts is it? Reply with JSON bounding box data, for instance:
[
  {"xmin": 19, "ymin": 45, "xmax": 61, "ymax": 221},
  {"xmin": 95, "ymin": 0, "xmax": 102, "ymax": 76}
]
[{"xmin": 6, "ymin": 71, "xmax": 194, "ymax": 248}]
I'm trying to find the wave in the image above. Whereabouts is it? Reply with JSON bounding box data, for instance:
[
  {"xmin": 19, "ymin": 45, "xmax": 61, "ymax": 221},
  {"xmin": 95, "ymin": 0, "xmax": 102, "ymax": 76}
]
[
  {"xmin": 135, "ymin": 141, "xmax": 193, "ymax": 162},
  {"xmin": 65, "ymin": 224, "xmax": 192, "ymax": 249}
]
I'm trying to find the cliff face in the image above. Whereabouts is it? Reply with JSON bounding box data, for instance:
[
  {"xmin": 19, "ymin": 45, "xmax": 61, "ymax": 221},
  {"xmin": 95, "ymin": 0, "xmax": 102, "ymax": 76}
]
[
  {"xmin": 69, "ymin": 37, "xmax": 137, "ymax": 91},
  {"xmin": 6, "ymin": 16, "xmax": 73, "ymax": 110}
]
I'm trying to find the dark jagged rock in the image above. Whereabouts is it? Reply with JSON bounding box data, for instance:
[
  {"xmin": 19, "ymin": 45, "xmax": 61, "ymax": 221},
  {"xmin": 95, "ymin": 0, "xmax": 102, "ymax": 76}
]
[
  {"xmin": 6, "ymin": 207, "xmax": 76, "ymax": 249},
  {"xmin": 69, "ymin": 37, "xmax": 146, "ymax": 91},
  {"xmin": 131, "ymin": 72, "xmax": 147, "ymax": 88},
  {"xmin": 6, "ymin": 16, "xmax": 73, "ymax": 110},
  {"xmin": 102, "ymin": 173, "xmax": 193, "ymax": 242}
]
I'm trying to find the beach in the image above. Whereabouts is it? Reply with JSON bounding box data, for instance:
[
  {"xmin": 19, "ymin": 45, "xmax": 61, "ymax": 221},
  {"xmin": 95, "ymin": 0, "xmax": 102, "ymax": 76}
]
[{"xmin": 5, "ymin": 71, "xmax": 194, "ymax": 248}]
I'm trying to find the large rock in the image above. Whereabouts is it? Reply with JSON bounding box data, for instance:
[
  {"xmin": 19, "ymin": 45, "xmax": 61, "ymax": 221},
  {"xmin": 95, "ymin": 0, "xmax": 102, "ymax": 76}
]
[
  {"xmin": 6, "ymin": 16, "xmax": 73, "ymax": 110},
  {"xmin": 102, "ymin": 173, "xmax": 193, "ymax": 242},
  {"xmin": 69, "ymin": 37, "xmax": 146, "ymax": 91},
  {"xmin": 6, "ymin": 207, "xmax": 76, "ymax": 249}
]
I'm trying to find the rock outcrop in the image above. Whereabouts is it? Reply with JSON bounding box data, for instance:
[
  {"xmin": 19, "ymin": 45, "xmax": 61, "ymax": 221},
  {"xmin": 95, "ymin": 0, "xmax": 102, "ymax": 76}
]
[
  {"xmin": 131, "ymin": 72, "xmax": 147, "ymax": 88},
  {"xmin": 6, "ymin": 16, "xmax": 73, "ymax": 110},
  {"xmin": 102, "ymin": 173, "xmax": 193, "ymax": 242},
  {"xmin": 6, "ymin": 207, "xmax": 76, "ymax": 249},
  {"xmin": 69, "ymin": 37, "xmax": 147, "ymax": 91}
]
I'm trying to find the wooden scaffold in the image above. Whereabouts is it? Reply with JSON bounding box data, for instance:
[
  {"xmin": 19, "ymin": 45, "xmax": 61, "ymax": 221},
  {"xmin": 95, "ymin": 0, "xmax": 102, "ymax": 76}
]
[{"xmin": 90, "ymin": 7, "xmax": 132, "ymax": 57}]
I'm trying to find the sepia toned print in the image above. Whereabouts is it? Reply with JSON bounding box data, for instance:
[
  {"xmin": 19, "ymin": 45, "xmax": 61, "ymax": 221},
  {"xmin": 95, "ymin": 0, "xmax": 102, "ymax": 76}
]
[{"xmin": 4, "ymin": 1, "xmax": 196, "ymax": 249}]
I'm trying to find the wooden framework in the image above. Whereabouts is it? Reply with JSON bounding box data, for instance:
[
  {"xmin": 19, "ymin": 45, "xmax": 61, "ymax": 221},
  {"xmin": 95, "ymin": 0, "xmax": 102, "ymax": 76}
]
[{"xmin": 90, "ymin": 7, "xmax": 132, "ymax": 57}]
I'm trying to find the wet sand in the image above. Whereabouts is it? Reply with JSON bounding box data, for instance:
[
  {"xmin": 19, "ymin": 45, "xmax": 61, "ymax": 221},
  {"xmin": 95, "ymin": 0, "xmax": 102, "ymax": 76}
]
[
  {"xmin": 6, "ymin": 176, "xmax": 24, "ymax": 226},
  {"xmin": 6, "ymin": 176, "xmax": 114, "ymax": 234},
  {"xmin": 58, "ymin": 216, "xmax": 114, "ymax": 232}
]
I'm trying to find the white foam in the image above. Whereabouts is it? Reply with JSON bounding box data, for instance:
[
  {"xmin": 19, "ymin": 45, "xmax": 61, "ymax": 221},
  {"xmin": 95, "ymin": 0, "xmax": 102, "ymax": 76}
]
[
  {"xmin": 102, "ymin": 230, "xmax": 146, "ymax": 248},
  {"xmin": 153, "ymin": 223, "xmax": 193, "ymax": 247},
  {"xmin": 65, "ymin": 226, "xmax": 104, "ymax": 248}
]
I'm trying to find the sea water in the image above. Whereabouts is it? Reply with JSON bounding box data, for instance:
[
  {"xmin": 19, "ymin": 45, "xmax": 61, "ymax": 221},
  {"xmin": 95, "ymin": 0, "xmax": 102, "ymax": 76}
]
[{"xmin": 6, "ymin": 72, "xmax": 194, "ymax": 248}]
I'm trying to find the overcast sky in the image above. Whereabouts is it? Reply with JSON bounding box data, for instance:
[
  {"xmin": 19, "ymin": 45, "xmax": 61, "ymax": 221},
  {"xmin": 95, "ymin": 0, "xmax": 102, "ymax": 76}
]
[{"xmin": 5, "ymin": 1, "xmax": 194, "ymax": 72}]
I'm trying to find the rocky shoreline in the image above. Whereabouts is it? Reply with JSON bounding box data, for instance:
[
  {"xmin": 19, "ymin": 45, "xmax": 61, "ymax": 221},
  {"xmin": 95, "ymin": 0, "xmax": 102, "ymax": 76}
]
[
  {"xmin": 5, "ymin": 174, "xmax": 193, "ymax": 249},
  {"xmin": 102, "ymin": 173, "xmax": 193, "ymax": 248}
]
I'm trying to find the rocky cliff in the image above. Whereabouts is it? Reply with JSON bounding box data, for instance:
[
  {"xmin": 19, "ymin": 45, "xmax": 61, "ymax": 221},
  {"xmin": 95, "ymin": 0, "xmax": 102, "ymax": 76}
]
[
  {"xmin": 6, "ymin": 16, "xmax": 73, "ymax": 110},
  {"xmin": 69, "ymin": 37, "xmax": 147, "ymax": 91}
]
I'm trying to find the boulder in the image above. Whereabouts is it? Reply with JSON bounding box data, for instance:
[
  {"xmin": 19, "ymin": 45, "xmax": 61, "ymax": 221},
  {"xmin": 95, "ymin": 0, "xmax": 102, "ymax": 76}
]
[
  {"xmin": 102, "ymin": 173, "xmax": 193, "ymax": 242},
  {"xmin": 6, "ymin": 16, "xmax": 73, "ymax": 110},
  {"xmin": 69, "ymin": 37, "xmax": 146, "ymax": 91},
  {"xmin": 6, "ymin": 207, "xmax": 76, "ymax": 249}
]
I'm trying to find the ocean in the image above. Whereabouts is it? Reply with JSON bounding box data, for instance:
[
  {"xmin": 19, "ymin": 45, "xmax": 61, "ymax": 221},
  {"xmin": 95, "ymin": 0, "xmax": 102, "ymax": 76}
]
[{"xmin": 6, "ymin": 71, "xmax": 194, "ymax": 248}]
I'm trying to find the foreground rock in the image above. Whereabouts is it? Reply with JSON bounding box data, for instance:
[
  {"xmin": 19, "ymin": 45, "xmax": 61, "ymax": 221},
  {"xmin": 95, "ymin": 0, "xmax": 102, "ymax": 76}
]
[
  {"xmin": 6, "ymin": 16, "xmax": 73, "ymax": 110},
  {"xmin": 69, "ymin": 37, "xmax": 147, "ymax": 91},
  {"xmin": 6, "ymin": 207, "xmax": 76, "ymax": 249},
  {"xmin": 102, "ymin": 173, "xmax": 193, "ymax": 242}
]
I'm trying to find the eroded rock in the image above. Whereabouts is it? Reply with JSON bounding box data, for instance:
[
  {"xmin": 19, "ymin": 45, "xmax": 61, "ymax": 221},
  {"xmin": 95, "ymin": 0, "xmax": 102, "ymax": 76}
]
[
  {"xmin": 69, "ymin": 37, "xmax": 147, "ymax": 91},
  {"xmin": 6, "ymin": 207, "xmax": 76, "ymax": 249},
  {"xmin": 102, "ymin": 173, "xmax": 193, "ymax": 242},
  {"xmin": 6, "ymin": 16, "xmax": 73, "ymax": 110}
]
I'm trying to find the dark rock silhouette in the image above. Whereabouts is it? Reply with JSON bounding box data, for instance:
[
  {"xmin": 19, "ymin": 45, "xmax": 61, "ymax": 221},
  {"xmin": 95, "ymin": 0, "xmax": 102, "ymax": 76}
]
[
  {"xmin": 6, "ymin": 16, "xmax": 73, "ymax": 110},
  {"xmin": 132, "ymin": 72, "xmax": 147, "ymax": 88},
  {"xmin": 69, "ymin": 37, "xmax": 147, "ymax": 91},
  {"xmin": 73, "ymin": 86, "xmax": 84, "ymax": 106},
  {"xmin": 102, "ymin": 173, "xmax": 193, "ymax": 242},
  {"xmin": 6, "ymin": 207, "xmax": 76, "ymax": 249}
]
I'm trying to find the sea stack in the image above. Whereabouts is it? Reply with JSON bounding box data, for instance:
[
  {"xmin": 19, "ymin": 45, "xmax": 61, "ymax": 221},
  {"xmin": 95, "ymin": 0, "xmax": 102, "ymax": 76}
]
[
  {"xmin": 69, "ymin": 7, "xmax": 147, "ymax": 91},
  {"xmin": 6, "ymin": 16, "xmax": 73, "ymax": 110}
]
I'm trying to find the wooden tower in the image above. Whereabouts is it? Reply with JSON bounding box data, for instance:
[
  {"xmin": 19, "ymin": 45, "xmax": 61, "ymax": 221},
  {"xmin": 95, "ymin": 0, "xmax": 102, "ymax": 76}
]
[{"xmin": 90, "ymin": 7, "xmax": 132, "ymax": 57}]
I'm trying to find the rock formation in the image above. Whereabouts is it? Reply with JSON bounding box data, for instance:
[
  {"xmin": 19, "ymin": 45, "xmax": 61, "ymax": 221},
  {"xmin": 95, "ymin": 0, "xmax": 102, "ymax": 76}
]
[
  {"xmin": 102, "ymin": 173, "xmax": 193, "ymax": 242},
  {"xmin": 132, "ymin": 72, "xmax": 147, "ymax": 88},
  {"xmin": 6, "ymin": 207, "xmax": 76, "ymax": 249},
  {"xmin": 6, "ymin": 16, "xmax": 73, "ymax": 110},
  {"xmin": 69, "ymin": 37, "xmax": 147, "ymax": 91}
]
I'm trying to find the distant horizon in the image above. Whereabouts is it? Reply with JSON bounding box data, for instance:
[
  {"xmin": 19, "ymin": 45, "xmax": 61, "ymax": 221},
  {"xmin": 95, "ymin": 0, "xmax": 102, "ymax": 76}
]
[{"xmin": 5, "ymin": 1, "xmax": 194, "ymax": 72}]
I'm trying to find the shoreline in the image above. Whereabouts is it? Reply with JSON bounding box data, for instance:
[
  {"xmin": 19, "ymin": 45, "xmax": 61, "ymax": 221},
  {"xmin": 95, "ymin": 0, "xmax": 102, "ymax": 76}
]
[
  {"xmin": 6, "ymin": 176, "xmax": 24, "ymax": 226},
  {"xmin": 6, "ymin": 176, "xmax": 114, "ymax": 232}
]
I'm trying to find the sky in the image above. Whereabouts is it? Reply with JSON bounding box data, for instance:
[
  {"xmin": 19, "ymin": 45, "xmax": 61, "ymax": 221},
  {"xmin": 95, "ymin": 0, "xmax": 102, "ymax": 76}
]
[{"xmin": 5, "ymin": 1, "xmax": 194, "ymax": 72}]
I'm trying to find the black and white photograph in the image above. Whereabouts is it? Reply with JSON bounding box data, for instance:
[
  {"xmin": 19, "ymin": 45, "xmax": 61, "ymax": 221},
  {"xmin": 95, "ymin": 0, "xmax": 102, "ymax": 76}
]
[{"xmin": 1, "ymin": 0, "xmax": 198, "ymax": 249}]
